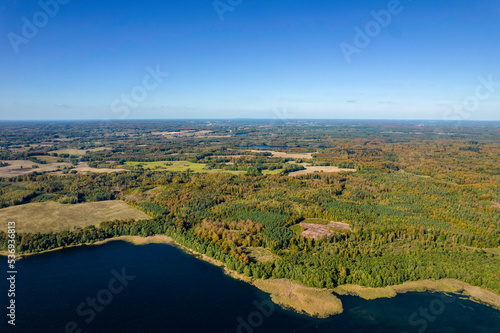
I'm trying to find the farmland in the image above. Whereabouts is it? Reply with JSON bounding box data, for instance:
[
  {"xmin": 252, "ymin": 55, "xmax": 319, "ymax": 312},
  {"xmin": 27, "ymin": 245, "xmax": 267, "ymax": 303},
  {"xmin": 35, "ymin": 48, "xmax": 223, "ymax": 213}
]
[{"xmin": 0, "ymin": 200, "xmax": 150, "ymax": 233}]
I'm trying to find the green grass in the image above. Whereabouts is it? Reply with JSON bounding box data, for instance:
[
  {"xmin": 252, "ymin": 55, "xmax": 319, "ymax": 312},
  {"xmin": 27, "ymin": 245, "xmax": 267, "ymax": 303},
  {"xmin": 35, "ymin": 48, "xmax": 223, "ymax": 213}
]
[
  {"xmin": 289, "ymin": 224, "xmax": 305, "ymax": 235},
  {"xmin": 35, "ymin": 155, "xmax": 61, "ymax": 163},
  {"xmin": 302, "ymin": 218, "xmax": 330, "ymax": 225},
  {"xmin": 125, "ymin": 160, "xmax": 206, "ymax": 171},
  {"xmin": 124, "ymin": 160, "xmax": 273, "ymax": 175},
  {"xmin": 262, "ymin": 169, "xmax": 282, "ymax": 175},
  {"xmin": 243, "ymin": 247, "xmax": 279, "ymax": 263}
]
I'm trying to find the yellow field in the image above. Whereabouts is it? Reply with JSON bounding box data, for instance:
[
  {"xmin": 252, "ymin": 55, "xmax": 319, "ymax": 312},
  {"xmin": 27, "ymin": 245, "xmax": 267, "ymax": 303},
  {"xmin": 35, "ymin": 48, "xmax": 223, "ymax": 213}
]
[
  {"xmin": 0, "ymin": 200, "xmax": 150, "ymax": 233},
  {"xmin": 48, "ymin": 147, "xmax": 110, "ymax": 156},
  {"xmin": 289, "ymin": 164, "xmax": 356, "ymax": 176},
  {"xmin": 0, "ymin": 160, "xmax": 70, "ymax": 178}
]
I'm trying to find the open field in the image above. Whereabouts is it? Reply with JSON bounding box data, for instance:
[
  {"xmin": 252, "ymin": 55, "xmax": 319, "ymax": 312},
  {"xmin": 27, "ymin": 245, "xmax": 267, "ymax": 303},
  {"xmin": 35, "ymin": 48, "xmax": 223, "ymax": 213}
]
[
  {"xmin": 243, "ymin": 247, "xmax": 279, "ymax": 263},
  {"xmin": 72, "ymin": 162, "xmax": 127, "ymax": 174},
  {"xmin": 0, "ymin": 160, "xmax": 70, "ymax": 178},
  {"xmin": 301, "ymin": 218, "xmax": 330, "ymax": 225},
  {"xmin": 124, "ymin": 160, "xmax": 246, "ymax": 175},
  {"xmin": 48, "ymin": 147, "xmax": 110, "ymax": 156},
  {"xmin": 35, "ymin": 155, "xmax": 61, "ymax": 163},
  {"xmin": 0, "ymin": 160, "xmax": 125, "ymax": 178},
  {"xmin": 251, "ymin": 150, "xmax": 314, "ymax": 159},
  {"xmin": 289, "ymin": 164, "xmax": 356, "ymax": 176},
  {"xmin": 0, "ymin": 200, "xmax": 150, "ymax": 233},
  {"xmin": 298, "ymin": 220, "xmax": 353, "ymax": 239}
]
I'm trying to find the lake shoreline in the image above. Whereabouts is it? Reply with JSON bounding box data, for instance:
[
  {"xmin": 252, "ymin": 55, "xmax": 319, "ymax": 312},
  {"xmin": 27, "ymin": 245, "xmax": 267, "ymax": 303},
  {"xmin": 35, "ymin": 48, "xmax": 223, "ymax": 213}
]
[{"xmin": 3, "ymin": 235, "xmax": 500, "ymax": 316}]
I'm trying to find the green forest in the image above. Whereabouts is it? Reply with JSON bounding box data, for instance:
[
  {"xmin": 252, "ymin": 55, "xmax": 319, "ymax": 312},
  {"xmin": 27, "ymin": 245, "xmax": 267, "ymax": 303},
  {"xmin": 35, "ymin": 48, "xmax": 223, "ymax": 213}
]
[{"xmin": 0, "ymin": 120, "xmax": 499, "ymax": 293}]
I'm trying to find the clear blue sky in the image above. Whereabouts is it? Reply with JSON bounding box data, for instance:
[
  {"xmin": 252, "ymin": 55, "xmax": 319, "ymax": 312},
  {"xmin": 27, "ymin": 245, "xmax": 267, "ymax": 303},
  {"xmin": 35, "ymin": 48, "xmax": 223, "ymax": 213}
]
[{"xmin": 1, "ymin": 0, "xmax": 499, "ymax": 120}]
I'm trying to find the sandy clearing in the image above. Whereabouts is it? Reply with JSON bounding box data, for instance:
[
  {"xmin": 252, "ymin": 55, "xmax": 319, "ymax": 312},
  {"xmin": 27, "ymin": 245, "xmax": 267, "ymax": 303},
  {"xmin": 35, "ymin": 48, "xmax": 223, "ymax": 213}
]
[
  {"xmin": 299, "ymin": 221, "xmax": 352, "ymax": 239},
  {"xmin": 289, "ymin": 165, "xmax": 356, "ymax": 176}
]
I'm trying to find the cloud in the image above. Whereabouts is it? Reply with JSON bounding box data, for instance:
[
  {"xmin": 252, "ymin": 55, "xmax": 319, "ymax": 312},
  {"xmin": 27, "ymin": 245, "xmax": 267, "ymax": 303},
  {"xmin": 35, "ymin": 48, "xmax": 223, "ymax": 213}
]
[
  {"xmin": 55, "ymin": 104, "xmax": 71, "ymax": 108},
  {"xmin": 346, "ymin": 100, "xmax": 357, "ymax": 103},
  {"xmin": 379, "ymin": 100, "xmax": 392, "ymax": 104}
]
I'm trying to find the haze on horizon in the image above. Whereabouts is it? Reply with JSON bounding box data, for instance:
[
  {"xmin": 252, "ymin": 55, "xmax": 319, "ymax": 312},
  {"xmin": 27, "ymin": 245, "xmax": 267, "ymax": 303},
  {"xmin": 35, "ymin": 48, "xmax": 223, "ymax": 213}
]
[{"xmin": 1, "ymin": 0, "xmax": 499, "ymax": 121}]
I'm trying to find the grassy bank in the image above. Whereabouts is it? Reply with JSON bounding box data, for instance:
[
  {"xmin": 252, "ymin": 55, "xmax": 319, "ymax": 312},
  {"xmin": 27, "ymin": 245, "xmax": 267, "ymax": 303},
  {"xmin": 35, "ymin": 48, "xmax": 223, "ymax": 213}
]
[{"xmin": 335, "ymin": 279, "xmax": 500, "ymax": 310}]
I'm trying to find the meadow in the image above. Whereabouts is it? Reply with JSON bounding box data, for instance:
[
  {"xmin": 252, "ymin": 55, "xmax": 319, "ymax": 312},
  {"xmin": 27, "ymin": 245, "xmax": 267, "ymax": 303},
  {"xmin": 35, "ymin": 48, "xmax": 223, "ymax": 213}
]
[{"xmin": 0, "ymin": 200, "xmax": 150, "ymax": 233}]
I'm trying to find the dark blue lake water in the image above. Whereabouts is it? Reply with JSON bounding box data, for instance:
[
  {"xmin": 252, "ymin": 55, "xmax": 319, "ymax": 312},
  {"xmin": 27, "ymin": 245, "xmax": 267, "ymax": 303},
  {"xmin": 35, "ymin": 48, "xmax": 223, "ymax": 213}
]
[{"xmin": 1, "ymin": 241, "xmax": 499, "ymax": 333}]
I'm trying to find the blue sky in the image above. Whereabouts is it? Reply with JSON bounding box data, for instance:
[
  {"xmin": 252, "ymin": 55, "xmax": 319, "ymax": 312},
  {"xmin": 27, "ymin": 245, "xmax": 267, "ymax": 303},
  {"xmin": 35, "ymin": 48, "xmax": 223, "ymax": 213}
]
[{"xmin": 0, "ymin": 0, "xmax": 499, "ymax": 120}]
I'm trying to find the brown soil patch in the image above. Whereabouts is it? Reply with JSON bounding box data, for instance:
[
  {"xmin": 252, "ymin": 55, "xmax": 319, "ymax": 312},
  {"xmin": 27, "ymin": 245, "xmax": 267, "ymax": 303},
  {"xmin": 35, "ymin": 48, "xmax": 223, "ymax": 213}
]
[
  {"xmin": 299, "ymin": 221, "xmax": 352, "ymax": 239},
  {"xmin": 289, "ymin": 165, "xmax": 356, "ymax": 176}
]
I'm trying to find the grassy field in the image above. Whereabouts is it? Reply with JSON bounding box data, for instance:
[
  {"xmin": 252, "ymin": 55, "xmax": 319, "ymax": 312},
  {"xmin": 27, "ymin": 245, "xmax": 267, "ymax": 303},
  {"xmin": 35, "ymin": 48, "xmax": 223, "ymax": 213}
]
[
  {"xmin": 302, "ymin": 218, "xmax": 329, "ymax": 225},
  {"xmin": 48, "ymin": 148, "xmax": 110, "ymax": 156},
  {"xmin": 0, "ymin": 160, "xmax": 70, "ymax": 178},
  {"xmin": 35, "ymin": 155, "xmax": 61, "ymax": 163},
  {"xmin": 243, "ymin": 247, "xmax": 279, "ymax": 263},
  {"xmin": 0, "ymin": 200, "xmax": 150, "ymax": 233},
  {"xmin": 72, "ymin": 162, "xmax": 126, "ymax": 174},
  {"xmin": 125, "ymin": 160, "xmax": 282, "ymax": 176},
  {"xmin": 289, "ymin": 224, "xmax": 305, "ymax": 235},
  {"xmin": 124, "ymin": 160, "xmax": 250, "ymax": 175},
  {"xmin": 250, "ymin": 150, "xmax": 314, "ymax": 159}
]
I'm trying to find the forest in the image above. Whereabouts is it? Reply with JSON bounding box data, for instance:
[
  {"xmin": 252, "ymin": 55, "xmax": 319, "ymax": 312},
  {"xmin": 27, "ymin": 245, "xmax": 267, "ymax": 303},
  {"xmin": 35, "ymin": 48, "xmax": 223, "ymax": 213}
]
[{"xmin": 0, "ymin": 120, "xmax": 498, "ymax": 293}]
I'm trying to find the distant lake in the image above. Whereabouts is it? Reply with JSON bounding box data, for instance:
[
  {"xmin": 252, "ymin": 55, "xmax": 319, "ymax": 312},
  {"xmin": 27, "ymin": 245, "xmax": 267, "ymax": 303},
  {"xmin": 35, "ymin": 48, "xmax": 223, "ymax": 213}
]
[
  {"xmin": 235, "ymin": 133, "xmax": 249, "ymax": 136},
  {"xmin": 2, "ymin": 241, "xmax": 499, "ymax": 333}
]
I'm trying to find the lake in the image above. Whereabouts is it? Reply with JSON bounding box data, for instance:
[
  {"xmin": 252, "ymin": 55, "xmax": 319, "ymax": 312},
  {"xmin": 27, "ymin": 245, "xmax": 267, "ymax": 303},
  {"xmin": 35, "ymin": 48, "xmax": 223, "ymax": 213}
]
[{"xmin": 1, "ymin": 241, "xmax": 499, "ymax": 332}]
